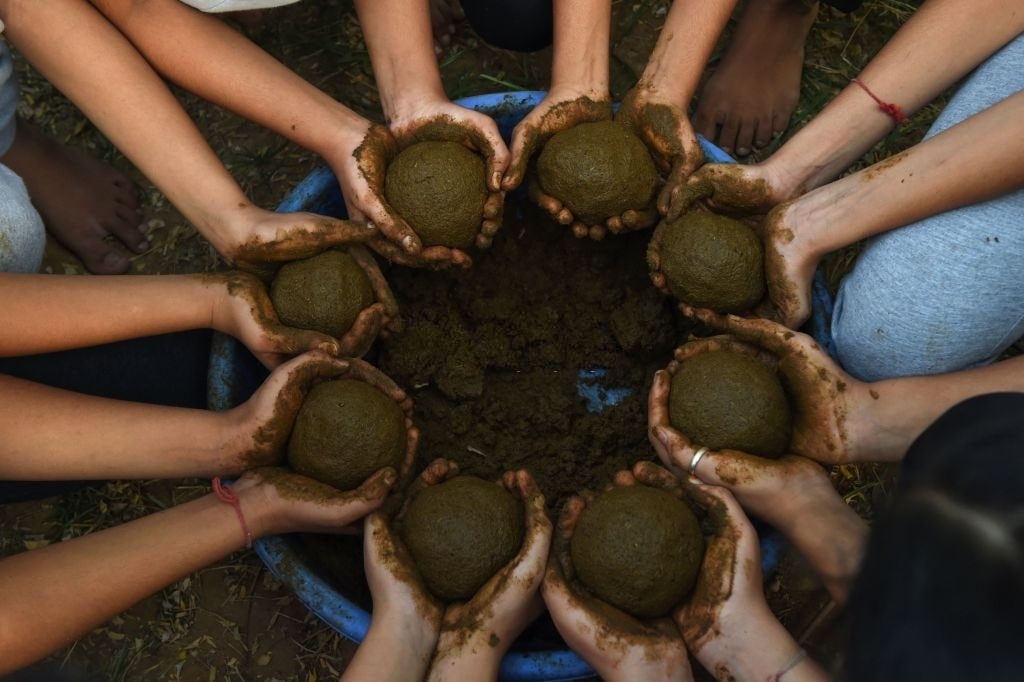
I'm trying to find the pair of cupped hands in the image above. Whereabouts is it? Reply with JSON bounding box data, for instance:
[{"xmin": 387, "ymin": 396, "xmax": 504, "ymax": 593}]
[{"xmin": 361, "ymin": 457, "xmax": 768, "ymax": 682}]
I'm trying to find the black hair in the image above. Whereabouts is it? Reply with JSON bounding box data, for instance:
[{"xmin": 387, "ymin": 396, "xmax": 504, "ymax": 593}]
[{"xmin": 842, "ymin": 393, "xmax": 1024, "ymax": 682}]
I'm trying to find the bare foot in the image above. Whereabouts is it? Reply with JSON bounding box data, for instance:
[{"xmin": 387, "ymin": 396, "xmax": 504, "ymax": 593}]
[
  {"xmin": 429, "ymin": 0, "xmax": 465, "ymax": 50},
  {"xmin": 694, "ymin": 0, "xmax": 819, "ymax": 157},
  {"xmin": 1, "ymin": 121, "xmax": 146, "ymax": 274}
]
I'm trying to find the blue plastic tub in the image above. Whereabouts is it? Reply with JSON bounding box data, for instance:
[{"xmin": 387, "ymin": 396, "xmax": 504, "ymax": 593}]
[{"xmin": 207, "ymin": 90, "xmax": 835, "ymax": 682}]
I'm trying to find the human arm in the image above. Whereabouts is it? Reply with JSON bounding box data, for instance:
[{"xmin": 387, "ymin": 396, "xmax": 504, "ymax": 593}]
[
  {"xmin": 0, "ymin": 0, "xmax": 373, "ymax": 266},
  {"xmin": 0, "ymin": 271, "xmax": 339, "ymax": 366},
  {"xmin": 680, "ymin": 0, "xmax": 1024, "ymax": 215},
  {"xmin": 617, "ymin": 0, "xmax": 738, "ymax": 215},
  {"xmin": 680, "ymin": 308, "xmax": 1024, "ymax": 462},
  {"xmin": 0, "ymin": 465, "xmax": 396, "ymax": 676},
  {"xmin": 353, "ymin": 0, "xmax": 507, "ymax": 265},
  {"xmin": 85, "ymin": 0, "xmax": 416, "ymax": 254}
]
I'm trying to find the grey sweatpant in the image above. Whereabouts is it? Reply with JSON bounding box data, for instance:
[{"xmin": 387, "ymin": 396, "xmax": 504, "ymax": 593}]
[
  {"xmin": 0, "ymin": 41, "xmax": 44, "ymax": 273},
  {"xmin": 831, "ymin": 33, "xmax": 1024, "ymax": 381}
]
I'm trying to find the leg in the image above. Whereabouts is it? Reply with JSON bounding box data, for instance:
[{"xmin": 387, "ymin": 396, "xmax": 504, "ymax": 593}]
[
  {"xmin": 693, "ymin": 0, "xmax": 819, "ymax": 157},
  {"xmin": 832, "ymin": 34, "xmax": 1024, "ymax": 381},
  {"xmin": 459, "ymin": 0, "xmax": 553, "ymax": 52},
  {"xmin": 0, "ymin": 41, "xmax": 146, "ymax": 275}
]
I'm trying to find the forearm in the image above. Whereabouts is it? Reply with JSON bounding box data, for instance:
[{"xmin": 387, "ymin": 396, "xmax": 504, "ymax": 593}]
[
  {"xmin": 861, "ymin": 356, "xmax": 1024, "ymax": 461},
  {"xmin": 638, "ymin": 0, "xmax": 738, "ymax": 104},
  {"xmin": 768, "ymin": 0, "xmax": 1024, "ymax": 195},
  {"xmin": 1, "ymin": 0, "xmax": 250, "ymax": 251},
  {"xmin": 427, "ymin": 632, "xmax": 502, "ymax": 682},
  {"xmin": 0, "ymin": 487, "xmax": 265, "ymax": 674},
  {"xmin": 697, "ymin": 607, "xmax": 828, "ymax": 682},
  {"xmin": 89, "ymin": 0, "xmax": 369, "ymax": 163},
  {"xmin": 780, "ymin": 499, "xmax": 867, "ymax": 604},
  {"xmin": 353, "ymin": 0, "xmax": 445, "ymax": 121},
  {"xmin": 792, "ymin": 90, "xmax": 1024, "ymax": 259},
  {"xmin": 0, "ymin": 374, "xmax": 242, "ymax": 480},
  {"xmin": 0, "ymin": 273, "xmax": 222, "ymax": 356},
  {"xmin": 549, "ymin": 0, "xmax": 610, "ymax": 96},
  {"xmin": 344, "ymin": 610, "xmax": 437, "ymax": 682}
]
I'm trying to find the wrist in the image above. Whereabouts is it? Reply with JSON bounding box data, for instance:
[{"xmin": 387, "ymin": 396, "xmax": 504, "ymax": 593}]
[
  {"xmin": 636, "ymin": 69, "xmax": 694, "ymax": 109},
  {"xmin": 431, "ymin": 629, "xmax": 503, "ymax": 678},
  {"xmin": 372, "ymin": 607, "xmax": 440, "ymax": 660},
  {"xmin": 695, "ymin": 604, "xmax": 801, "ymax": 681},
  {"xmin": 382, "ymin": 82, "xmax": 447, "ymax": 126}
]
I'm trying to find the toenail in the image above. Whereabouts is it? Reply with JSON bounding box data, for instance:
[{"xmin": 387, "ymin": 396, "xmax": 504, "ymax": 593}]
[
  {"xmin": 737, "ymin": 147, "xmax": 750, "ymax": 156},
  {"xmin": 137, "ymin": 240, "xmax": 150, "ymax": 251}
]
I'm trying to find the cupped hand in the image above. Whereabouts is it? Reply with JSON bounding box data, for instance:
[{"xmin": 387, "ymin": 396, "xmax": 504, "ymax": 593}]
[
  {"xmin": 673, "ymin": 483, "xmax": 782, "ymax": 678},
  {"xmin": 541, "ymin": 462, "xmax": 693, "ymax": 682},
  {"xmin": 338, "ymin": 245, "xmax": 402, "ymax": 357},
  {"xmin": 210, "ymin": 271, "xmax": 341, "ymax": 368},
  {"xmin": 227, "ymin": 353, "xmax": 419, "ymax": 476},
  {"xmin": 387, "ymin": 99, "xmax": 509, "ymax": 260},
  {"xmin": 429, "ymin": 469, "xmax": 552, "ymax": 676},
  {"xmin": 646, "ymin": 198, "xmax": 817, "ymax": 328},
  {"xmin": 237, "ymin": 464, "xmax": 397, "ymax": 537},
  {"xmin": 680, "ymin": 307, "xmax": 873, "ymax": 464},
  {"xmin": 617, "ymin": 86, "xmax": 703, "ymax": 223},
  {"xmin": 224, "ymin": 208, "xmax": 377, "ymax": 281},
  {"xmin": 672, "ymin": 162, "xmax": 790, "ymax": 221}
]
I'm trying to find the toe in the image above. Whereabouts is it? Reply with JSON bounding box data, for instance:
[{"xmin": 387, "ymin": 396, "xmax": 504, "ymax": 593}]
[
  {"xmin": 717, "ymin": 112, "xmax": 741, "ymax": 157},
  {"xmin": 734, "ymin": 117, "xmax": 756, "ymax": 158},
  {"xmin": 105, "ymin": 212, "xmax": 150, "ymax": 253},
  {"xmin": 754, "ymin": 114, "xmax": 774, "ymax": 149}
]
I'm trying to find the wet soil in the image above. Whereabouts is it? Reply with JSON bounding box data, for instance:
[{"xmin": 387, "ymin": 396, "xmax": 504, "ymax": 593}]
[{"xmin": 379, "ymin": 200, "xmax": 687, "ymax": 505}]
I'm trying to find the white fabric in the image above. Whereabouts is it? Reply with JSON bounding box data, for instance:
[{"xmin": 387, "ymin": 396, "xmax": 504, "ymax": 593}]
[{"xmin": 179, "ymin": 0, "xmax": 301, "ymax": 12}]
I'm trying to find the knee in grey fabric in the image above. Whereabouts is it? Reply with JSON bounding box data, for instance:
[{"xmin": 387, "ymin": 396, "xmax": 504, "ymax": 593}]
[
  {"xmin": 0, "ymin": 163, "xmax": 46, "ymax": 273},
  {"xmin": 832, "ymin": 33, "xmax": 1024, "ymax": 381}
]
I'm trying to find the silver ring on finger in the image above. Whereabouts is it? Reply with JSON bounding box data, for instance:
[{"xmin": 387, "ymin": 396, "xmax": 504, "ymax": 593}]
[{"xmin": 689, "ymin": 446, "xmax": 709, "ymax": 476}]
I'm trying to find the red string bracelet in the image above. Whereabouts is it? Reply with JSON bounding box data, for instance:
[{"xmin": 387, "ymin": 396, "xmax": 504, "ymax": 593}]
[
  {"xmin": 852, "ymin": 78, "xmax": 909, "ymax": 126},
  {"xmin": 213, "ymin": 477, "xmax": 254, "ymax": 548}
]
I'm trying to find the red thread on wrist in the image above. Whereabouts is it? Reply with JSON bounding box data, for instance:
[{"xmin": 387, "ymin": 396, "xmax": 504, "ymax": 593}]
[
  {"xmin": 213, "ymin": 477, "xmax": 254, "ymax": 548},
  {"xmin": 852, "ymin": 78, "xmax": 909, "ymax": 125}
]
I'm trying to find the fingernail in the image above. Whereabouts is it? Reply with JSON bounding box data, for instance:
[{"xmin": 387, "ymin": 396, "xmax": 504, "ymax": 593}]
[
  {"xmin": 491, "ymin": 171, "xmax": 501, "ymax": 188},
  {"xmin": 402, "ymin": 235, "xmax": 415, "ymax": 252}
]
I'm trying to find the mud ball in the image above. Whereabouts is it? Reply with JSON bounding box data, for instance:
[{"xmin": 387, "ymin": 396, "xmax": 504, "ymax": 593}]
[
  {"xmin": 658, "ymin": 211, "xmax": 765, "ymax": 312},
  {"xmin": 287, "ymin": 379, "xmax": 407, "ymax": 490},
  {"xmin": 384, "ymin": 141, "xmax": 488, "ymax": 249},
  {"xmin": 669, "ymin": 350, "xmax": 791, "ymax": 458},
  {"xmin": 401, "ymin": 476, "xmax": 524, "ymax": 602},
  {"xmin": 537, "ymin": 121, "xmax": 658, "ymax": 225},
  {"xmin": 271, "ymin": 250, "xmax": 374, "ymax": 338},
  {"xmin": 570, "ymin": 485, "xmax": 703, "ymax": 618}
]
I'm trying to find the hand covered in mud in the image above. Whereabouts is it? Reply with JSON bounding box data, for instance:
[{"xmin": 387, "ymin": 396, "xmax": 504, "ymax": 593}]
[
  {"xmin": 210, "ymin": 271, "xmax": 342, "ymax": 368},
  {"xmin": 373, "ymin": 100, "xmax": 509, "ymax": 267},
  {"xmin": 233, "ymin": 464, "xmax": 397, "ymax": 537},
  {"xmin": 224, "ymin": 210, "xmax": 378, "ymax": 281},
  {"xmin": 337, "ymin": 245, "xmax": 402, "ymax": 357},
  {"xmin": 646, "ymin": 201, "xmax": 815, "ymax": 327},
  {"xmin": 617, "ymin": 86, "xmax": 703, "ymax": 222},
  {"xmin": 542, "ymin": 462, "xmax": 693, "ymax": 682},
  {"xmin": 228, "ymin": 353, "xmax": 419, "ymax": 477},
  {"xmin": 502, "ymin": 90, "xmax": 612, "ymax": 193},
  {"xmin": 673, "ymin": 482, "xmax": 801, "ymax": 680},
  {"xmin": 671, "ymin": 162, "xmax": 791, "ymax": 221},
  {"xmin": 679, "ymin": 307, "xmax": 870, "ymax": 464},
  {"xmin": 429, "ymin": 466, "xmax": 552, "ymax": 677}
]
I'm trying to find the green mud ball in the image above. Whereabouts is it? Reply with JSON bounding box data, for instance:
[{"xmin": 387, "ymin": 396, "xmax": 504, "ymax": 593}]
[
  {"xmin": 658, "ymin": 211, "xmax": 765, "ymax": 312},
  {"xmin": 537, "ymin": 121, "xmax": 658, "ymax": 225},
  {"xmin": 669, "ymin": 350, "xmax": 791, "ymax": 458},
  {"xmin": 384, "ymin": 141, "xmax": 487, "ymax": 249},
  {"xmin": 270, "ymin": 250, "xmax": 374, "ymax": 338},
  {"xmin": 570, "ymin": 485, "xmax": 703, "ymax": 618},
  {"xmin": 287, "ymin": 379, "xmax": 407, "ymax": 491},
  {"xmin": 401, "ymin": 476, "xmax": 524, "ymax": 602}
]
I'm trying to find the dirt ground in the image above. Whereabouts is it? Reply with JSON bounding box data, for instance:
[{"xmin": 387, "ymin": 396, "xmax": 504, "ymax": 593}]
[{"xmin": 0, "ymin": 0, "xmax": 940, "ymax": 680}]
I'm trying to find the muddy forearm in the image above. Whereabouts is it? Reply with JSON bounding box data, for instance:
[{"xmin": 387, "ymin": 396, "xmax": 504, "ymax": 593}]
[
  {"xmin": 345, "ymin": 612, "xmax": 437, "ymax": 682},
  {"xmin": 354, "ymin": 0, "xmax": 446, "ymax": 121},
  {"xmin": 767, "ymin": 0, "xmax": 1024, "ymax": 196},
  {"xmin": 779, "ymin": 499, "xmax": 867, "ymax": 605},
  {"xmin": 789, "ymin": 90, "xmax": 1024, "ymax": 262},
  {"xmin": 549, "ymin": 0, "xmax": 610, "ymax": 96},
  {"xmin": 638, "ymin": 0, "xmax": 737, "ymax": 104}
]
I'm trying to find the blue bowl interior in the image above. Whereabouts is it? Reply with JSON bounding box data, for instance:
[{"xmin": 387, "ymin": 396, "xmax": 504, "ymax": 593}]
[{"xmin": 208, "ymin": 91, "xmax": 833, "ymax": 682}]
